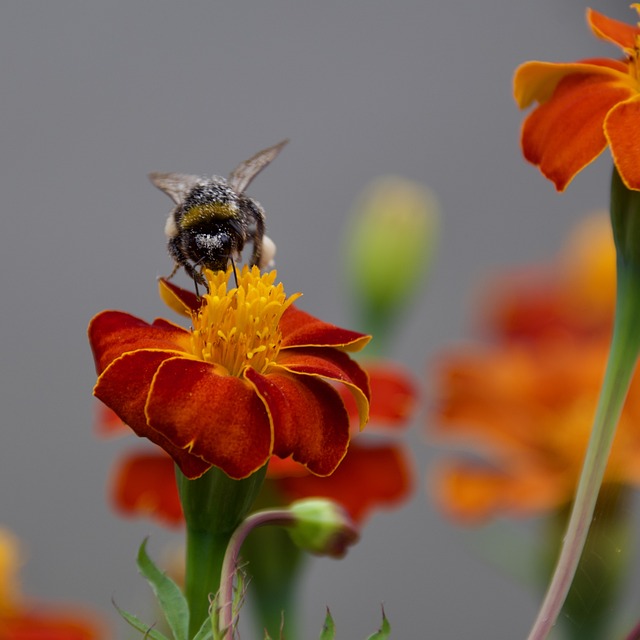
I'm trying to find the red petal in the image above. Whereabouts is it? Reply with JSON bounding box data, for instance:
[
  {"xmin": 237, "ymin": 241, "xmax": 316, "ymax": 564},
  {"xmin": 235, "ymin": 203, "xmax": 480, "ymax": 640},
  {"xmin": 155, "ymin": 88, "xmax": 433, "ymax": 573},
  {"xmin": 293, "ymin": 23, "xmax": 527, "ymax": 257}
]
[
  {"xmin": 604, "ymin": 95, "xmax": 640, "ymax": 190},
  {"xmin": 275, "ymin": 347, "xmax": 371, "ymax": 430},
  {"xmin": 587, "ymin": 7, "xmax": 640, "ymax": 52},
  {"xmin": 94, "ymin": 351, "xmax": 210, "ymax": 479},
  {"xmin": 111, "ymin": 450, "xmax": 183, "ymax": 526},
  {"xmin": 146, "ymin": 359, "xmax": 273, "ymax": 479},
  {"xmin": 88, "ymin": 310, "xmax": 190, "ymax": 373},
  {"xmin": 521, "ymin": 71, "xmax": 635, "ymax": 190},
  {"xmin": 279, "ymin": 305, "xmax": 370, "ymax": 352},
  {"xmin": 246, "ymin": 368, "xmax": 350, "ymax": 476},
  {"xmin": 275, "ymin": 442, "xmax": 412, "ymax": 524},
  {"xmin": 340, "ymin": 361, "xmax": 417, "ymax": 428}
]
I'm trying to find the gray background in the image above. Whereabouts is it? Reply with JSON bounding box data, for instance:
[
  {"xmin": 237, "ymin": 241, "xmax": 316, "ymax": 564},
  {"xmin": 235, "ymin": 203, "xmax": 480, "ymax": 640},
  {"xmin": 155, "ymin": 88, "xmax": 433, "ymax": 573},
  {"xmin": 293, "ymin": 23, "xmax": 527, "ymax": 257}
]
[{"xmin": 1, "ymin": 1, "xmax": 636, "ymax": 638}]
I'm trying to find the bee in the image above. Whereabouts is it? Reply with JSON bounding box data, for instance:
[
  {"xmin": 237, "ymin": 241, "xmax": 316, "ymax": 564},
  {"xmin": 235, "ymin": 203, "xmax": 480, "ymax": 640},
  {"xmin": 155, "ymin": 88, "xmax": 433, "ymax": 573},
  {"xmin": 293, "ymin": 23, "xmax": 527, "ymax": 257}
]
[{"xmin": 149, "ymin": 139, "xmax": 287, "ymax": 287}]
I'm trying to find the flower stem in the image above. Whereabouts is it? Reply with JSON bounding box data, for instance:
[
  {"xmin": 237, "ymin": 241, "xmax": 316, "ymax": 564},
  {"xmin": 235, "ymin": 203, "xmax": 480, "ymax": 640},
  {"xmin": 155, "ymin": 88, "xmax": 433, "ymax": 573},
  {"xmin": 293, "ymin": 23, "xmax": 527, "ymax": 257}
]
[
  {"xmin": 218, "ymin": 509, "xmax": 294, "ymax": 636},
  {"xmin": 526, "ymin": 263, "xmax": 640, "ymax": 640},
  {"xmin": 184, "ymin": 528, "xmax": 231, "ymax": 637}
]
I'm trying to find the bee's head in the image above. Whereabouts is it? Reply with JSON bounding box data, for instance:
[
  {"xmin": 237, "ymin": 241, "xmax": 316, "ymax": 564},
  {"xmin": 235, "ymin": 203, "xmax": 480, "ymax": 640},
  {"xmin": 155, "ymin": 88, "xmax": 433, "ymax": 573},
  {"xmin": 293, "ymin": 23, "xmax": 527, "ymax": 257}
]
[{"xmin": 191, "ymin": 231, "xmax": 237, "ymax": 271}]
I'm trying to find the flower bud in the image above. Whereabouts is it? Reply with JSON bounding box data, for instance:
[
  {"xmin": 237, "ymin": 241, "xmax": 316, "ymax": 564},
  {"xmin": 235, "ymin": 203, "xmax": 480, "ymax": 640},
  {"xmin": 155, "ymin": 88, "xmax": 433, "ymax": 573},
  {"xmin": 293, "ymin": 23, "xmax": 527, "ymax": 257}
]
[
  {"xmin": 344, "ymin": 177, "xmax": 440, "ymax": 339},
  {"xmin": 287, "ymin": 499, "xmax": 359, "ymax": 558}
]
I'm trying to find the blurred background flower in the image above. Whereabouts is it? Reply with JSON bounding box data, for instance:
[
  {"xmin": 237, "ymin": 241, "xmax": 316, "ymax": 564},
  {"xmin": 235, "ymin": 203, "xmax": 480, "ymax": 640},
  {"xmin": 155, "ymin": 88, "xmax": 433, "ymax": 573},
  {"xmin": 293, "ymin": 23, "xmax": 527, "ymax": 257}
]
[{"xmin": 428, "ymin": 213, "xmax": 638, "ymax": 638}]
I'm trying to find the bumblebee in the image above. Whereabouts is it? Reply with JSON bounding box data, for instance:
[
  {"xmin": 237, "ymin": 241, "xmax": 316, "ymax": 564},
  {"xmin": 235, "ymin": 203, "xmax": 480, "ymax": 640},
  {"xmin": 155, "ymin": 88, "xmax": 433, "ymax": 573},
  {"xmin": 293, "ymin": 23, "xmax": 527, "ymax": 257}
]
[{"xmin": 149, "ymin": 139, "xmax": 287, "ymax": 286}]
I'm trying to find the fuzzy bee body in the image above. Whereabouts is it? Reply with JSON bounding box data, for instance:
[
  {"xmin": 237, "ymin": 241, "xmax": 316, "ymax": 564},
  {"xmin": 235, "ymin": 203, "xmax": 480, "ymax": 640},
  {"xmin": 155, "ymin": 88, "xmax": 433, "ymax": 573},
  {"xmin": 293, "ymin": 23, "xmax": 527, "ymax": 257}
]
[{"xmin": 150, "ymin": 140, "xmax": 287, "ymax": 285}]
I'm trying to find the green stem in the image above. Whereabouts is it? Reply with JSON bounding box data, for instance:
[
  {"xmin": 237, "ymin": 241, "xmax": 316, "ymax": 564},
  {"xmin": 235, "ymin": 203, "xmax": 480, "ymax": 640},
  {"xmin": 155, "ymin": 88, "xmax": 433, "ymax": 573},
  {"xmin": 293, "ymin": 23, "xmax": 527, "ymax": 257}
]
[
  {"xmin": 184, "ymin": 528, "xmax": 232, "ymax": 637},
  {"xmin": 526, "ymin": 264, "xmax": 640, "ymax": 640}
]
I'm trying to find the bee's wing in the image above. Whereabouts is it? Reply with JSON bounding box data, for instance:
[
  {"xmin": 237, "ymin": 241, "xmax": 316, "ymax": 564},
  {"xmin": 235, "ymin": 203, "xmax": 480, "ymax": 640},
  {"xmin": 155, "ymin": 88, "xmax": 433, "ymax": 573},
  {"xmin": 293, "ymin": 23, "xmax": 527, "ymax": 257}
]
[
  {"xmin": 228, "ymin": 139, "xmax": 288, "ymax": 194},
  {"xmin": 148, "ymin": 172, "xmax": 202, "ymax": 205}
]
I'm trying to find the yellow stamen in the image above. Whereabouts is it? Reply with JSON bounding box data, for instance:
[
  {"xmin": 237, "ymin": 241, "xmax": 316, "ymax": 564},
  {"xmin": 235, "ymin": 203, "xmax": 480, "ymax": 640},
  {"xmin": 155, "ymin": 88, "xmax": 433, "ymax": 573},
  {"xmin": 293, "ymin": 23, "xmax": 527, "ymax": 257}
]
[{"xmin": 190, "ymin": 266, "xmax": 300, "ymax": 377}]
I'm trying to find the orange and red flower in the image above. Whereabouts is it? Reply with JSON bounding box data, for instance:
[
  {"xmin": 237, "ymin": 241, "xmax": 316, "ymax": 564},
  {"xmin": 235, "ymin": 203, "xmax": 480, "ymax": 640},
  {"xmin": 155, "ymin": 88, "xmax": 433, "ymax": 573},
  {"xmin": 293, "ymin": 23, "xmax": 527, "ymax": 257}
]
[
  {"xmin": 89, "ymin": 267, "xmax": 370, "ymax": 480},
  {"xmin": 102, "ymin": 361, "xmax": 416, "ymax": 526},
  {"xmin": 0, "ymin": 527, "xmax": 107, "ymax": 639},
  {"xmin": 429, "ymin": 215, "xmax": 640, "ymax": 522},
  {"xmin": 514, "ymin": 6, "xmax": 640, "ymax": 191}
]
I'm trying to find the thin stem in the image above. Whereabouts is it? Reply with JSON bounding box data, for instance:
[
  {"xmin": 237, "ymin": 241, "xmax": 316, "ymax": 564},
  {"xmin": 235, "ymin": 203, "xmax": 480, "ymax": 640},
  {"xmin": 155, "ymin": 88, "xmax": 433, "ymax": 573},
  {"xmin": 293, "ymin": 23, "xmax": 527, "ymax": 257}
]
[
  {"xmin": 526, "ymin": 265, "xmax": 640, "ymax": 640},
  {"xmin": 218, "ymin": 509, "xmax": 294, "ymax": 637}
]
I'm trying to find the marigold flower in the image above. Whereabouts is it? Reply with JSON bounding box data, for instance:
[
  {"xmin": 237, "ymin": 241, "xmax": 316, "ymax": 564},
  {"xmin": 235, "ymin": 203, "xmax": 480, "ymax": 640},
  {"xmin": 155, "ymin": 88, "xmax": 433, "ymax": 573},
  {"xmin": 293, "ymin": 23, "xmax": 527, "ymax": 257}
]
[
  {"xmin": 103, "ymin": 361, "xmax": 415, "ymax": 525},
  {"xmin": 89, "ymin": 266, "xmax": 371, "ymax": 480},
  {"xmin": 0, "ymin": 527, "xmax": 107, "ymax": 639},
  {"xmin": 429, "ymin": 215, "xmax": 640, "ymax": 522},
  {"xmin": 514, "ymin": 6, "xmax": 640, "ymax": 191}
]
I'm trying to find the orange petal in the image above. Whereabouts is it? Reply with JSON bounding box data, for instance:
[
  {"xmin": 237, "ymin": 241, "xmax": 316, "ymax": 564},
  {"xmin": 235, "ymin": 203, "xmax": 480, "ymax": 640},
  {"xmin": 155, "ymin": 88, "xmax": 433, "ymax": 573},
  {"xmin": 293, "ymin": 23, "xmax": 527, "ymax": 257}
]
[
  {"xmin": 246, "ymin": 368, "xmax": 350, "ymax": 476},
  {"xmin": 587, "ymin": 7, "xmax": 640, "ymax": 52},
  {"xmin": 146, "ymin": 359, "xmax": 273, "ymax": 479},
  {"xmin": 521, "ymin": 71, "xmax": 635, "ymax": 190},
  {"xmin": 275, "ymin": 442, "xmax": 412, "ymax": 524},
  {"xmin": 604, "ymin": 94, "xmax": 640, "ymax": 190},
  {"xmin": 3, "ymin": 609, "xmax": 107, "ymax": 640},
  {"xmin": 275, "ymin": 347, "xmax": 371, "ymax": 430},
  {"xmin": 514, "ymin": 59, "xmax": 627, "ymax": 109},
  {"xmin": 279, "ymin": 305, "xmax": 370, "ymax": 352},
  {"xmin": 111, "ymin": 450, "xmax": 183, "ymax": 526},
  {"xmin": 88, "ymin": 310, "xmax": 190, "ymax": 373},
  {"xmin": 158, "ymin": 278, "xmax": 200, "ymax": 316},
  {"xmin": 430, "ymin": 462, "xmax": 563, "ymax": 523}
]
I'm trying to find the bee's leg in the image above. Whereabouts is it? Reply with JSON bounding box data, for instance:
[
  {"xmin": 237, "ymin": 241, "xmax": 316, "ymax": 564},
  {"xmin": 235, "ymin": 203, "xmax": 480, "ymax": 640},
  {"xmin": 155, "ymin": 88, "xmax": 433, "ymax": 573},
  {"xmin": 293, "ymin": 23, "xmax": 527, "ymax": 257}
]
[
  {"xmin": 230, "ymin": 257, "xmax": 239, "ymax": 288},
  {"xmin": 168, "ymin": 236, "xmax": 206, "ymax": 288},
  {"xmin": 241, "ymin": 198, "xmax": 265, "ymax": 268}
]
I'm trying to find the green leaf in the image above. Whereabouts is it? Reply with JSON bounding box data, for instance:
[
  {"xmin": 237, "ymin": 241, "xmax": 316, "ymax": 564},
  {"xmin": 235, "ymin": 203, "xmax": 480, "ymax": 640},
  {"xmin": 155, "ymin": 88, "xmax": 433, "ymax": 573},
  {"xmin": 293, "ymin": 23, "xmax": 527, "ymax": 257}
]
[
  {"xmin": 366, "ymin": 607, "xmax": 391, "ymax": 640},
  {"xmin": 137, "ymin": 538, "xmax": 190, "ymax": 640},
  {"xmin": 319, "ymin": 608, "xmax": 336, "ymax": 640},
  {"xmin": 113, "ymin": 600, "xmax": 170, "ymax": 640},
  {"xmin": 191, "ymin": 613, "xmax": 215, "ymax": 640}
]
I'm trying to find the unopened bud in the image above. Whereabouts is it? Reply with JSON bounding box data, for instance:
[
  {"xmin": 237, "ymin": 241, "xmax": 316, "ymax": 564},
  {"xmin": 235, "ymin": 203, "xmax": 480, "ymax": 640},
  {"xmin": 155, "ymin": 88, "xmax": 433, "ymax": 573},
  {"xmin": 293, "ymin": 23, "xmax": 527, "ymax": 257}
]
[{"xmin": 287, "ymin": 499, "xmax": 359, "ymax": 558}]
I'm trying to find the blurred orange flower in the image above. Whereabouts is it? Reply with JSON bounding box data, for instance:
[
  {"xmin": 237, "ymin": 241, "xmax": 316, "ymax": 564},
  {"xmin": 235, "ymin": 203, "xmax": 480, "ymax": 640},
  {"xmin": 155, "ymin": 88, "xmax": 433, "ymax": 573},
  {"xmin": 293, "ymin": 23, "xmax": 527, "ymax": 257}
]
[
  {"xmin": 89, "ymin": 267, "xmax": 370, "ymax": 480},
  {"xmin": 0, "ymin": 527, "xmax": 107, "ymax": 640},
  {"xmin": 429, "ymin": 215, "xmax": 640, "ymax": 522},
  {"xmin": 103, "ymin": 361, "xmax": 416, "ymax": 526},
  {"xmin": 514, "ymin": 6, "xmax": 640, "ymax": 191}
]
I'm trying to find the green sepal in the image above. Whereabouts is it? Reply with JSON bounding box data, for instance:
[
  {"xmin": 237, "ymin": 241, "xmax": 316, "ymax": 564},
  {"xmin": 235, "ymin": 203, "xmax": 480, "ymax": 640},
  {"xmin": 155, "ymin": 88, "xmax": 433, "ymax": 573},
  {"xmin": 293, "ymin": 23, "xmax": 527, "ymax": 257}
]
[
  {"xmin": 137, "ymin": 538, "xmax": 189, "ymax": 640},
  {"xmin": 112, "ymin": 600, "xmax": 170, "ymax": 640},
  {"xmin": 319, "ymin": 609, "xmax": 336, "ymax": 640},
  {"xmin": 366, "ymin": 607, "xmax": 391, "ymax": 640}
]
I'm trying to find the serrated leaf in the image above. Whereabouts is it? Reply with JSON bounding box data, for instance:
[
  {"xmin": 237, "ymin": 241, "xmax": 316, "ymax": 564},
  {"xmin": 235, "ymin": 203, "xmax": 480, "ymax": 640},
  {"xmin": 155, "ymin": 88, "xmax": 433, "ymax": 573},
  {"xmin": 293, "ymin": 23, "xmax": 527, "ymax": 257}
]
[
  {"xmin": 113, "ymin": 600, "xmax": 170, "ymax": 640},
  {"xmin": 366, "ymin": 607, "xmax": 391, "ymax": 640},
  {"xmin": 319, "ymin": 608, "xmax": 336, "ymax": 640},
  {"xmin": 137, "ymin": 538, "xmax": 189, "ymax": 640}
]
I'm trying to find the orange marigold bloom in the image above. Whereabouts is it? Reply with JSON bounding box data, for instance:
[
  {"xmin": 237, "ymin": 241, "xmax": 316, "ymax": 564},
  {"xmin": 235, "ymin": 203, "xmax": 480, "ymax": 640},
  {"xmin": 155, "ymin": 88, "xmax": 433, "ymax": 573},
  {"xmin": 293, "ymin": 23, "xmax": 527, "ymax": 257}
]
[
  {"xmin": 514, "ymin": 6, "xmax": 640, "ymax": 191},
  {"xmin": 429, "ymin": 215, "xmax": 640, "ymax": 522},
  {"xmin": 89, "ymin": 267, "xmax": 370, "ymax": 480},
  {"xmin": 0, "ymin": 528, "xmax": 107, "ymax": 639},
  {"xmin": 104, "ymin": 361, "xmax": 416, "ymax": 525}
]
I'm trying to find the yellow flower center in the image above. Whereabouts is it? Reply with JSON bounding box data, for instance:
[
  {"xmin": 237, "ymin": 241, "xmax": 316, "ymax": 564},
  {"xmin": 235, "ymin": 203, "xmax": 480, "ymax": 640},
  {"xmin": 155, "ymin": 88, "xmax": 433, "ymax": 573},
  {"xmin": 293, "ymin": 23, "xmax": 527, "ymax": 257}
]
[{"xmin": 190, "ymin": 266, "xmax": 300, "ymax": 377}]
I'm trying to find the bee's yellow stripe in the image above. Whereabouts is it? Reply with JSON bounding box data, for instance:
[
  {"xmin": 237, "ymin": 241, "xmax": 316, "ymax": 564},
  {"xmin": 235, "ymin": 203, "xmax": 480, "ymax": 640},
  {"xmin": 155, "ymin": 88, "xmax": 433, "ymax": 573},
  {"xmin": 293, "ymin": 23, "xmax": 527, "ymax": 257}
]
[{"xmin": 181, "ymin": 203, "xmax": 236, "ymax": 229}]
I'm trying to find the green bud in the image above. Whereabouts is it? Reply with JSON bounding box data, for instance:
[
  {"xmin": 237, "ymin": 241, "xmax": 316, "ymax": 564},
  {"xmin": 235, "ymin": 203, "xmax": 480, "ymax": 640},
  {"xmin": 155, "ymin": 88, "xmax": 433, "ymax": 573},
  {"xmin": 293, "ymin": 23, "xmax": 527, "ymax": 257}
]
[
  {"xmin": 287, "ymin": 499, "xmax": 359, "ymax": 558},
  {"xmin": 344, "ymin": 177, "xmax": 440, "ymax": 340}
]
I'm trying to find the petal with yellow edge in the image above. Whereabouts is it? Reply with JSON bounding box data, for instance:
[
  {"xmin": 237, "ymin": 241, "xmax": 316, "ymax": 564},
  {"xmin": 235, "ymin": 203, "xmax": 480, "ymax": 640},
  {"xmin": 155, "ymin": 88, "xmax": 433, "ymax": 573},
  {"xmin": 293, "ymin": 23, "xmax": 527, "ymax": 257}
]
[
  {"xmin": 587, "ymin": 7, "xmax": 640, "ymax": 51},
  {"xmin": 521, "ymin": 70, "xmax": 636, "ymax": 191},
  {"xmin": 89, "ymin": 310, "xmax": 191, "ymax": 373},
  {"xmin": 246, "ymin": 368, "xmax": 350, "ymax": 476},
  {"xmin": 275, "ymin": 347, "xmax": 370, "ymax": 429},
  {"xmin": 145, "ymin": 358, "xmax": 273, "ymax": 479},
  {"xmin": 279, "ymin": 305, "xmax": 371, "ymax": 351},
  {"xmin": 604, "ymin": 95, "xmax": 640, "ymax": 190}
]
